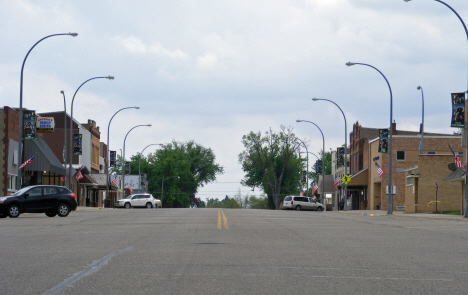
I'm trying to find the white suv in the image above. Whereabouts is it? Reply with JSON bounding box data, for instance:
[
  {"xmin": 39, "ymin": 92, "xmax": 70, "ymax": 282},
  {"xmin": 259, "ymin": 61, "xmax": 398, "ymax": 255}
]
[
  {"xmin": 115, "ymin": 194, "xmax": 158, "ymax": 209},
  {"xmin": 282, "ymin": 195, "xmax": 324, "ymax": 211}
]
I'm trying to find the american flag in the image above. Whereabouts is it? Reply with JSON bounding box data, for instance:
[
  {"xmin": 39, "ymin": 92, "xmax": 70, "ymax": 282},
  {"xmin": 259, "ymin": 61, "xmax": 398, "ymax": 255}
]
[
  {"xmin": 312, "ymin": 196, "xmax": 316, "ymax": 200},
  {"xmin": 311, "ymin": 182, "xmax": 318, "ymax": 195},
  {"xmin": 449, "ymin": 145, "xmax": 466, "ymax": 172},
  {"xmin": 19, "ymin": 155, "xmax": 35, "ymax": 170},
  {"xmin": 111, "ymin": 175, "xmax": 118, "ymax": 187},
  {"xmin": 60, "ymin": 176, "xmax": 66, "ymax": 182},
  {"xmin": 128, "ymin": 184, "xmax": 133, "ymax": 194},
  {"xmin": 334, "ymin": 174, "xmax": 340, "ymax": 191},
  {"xmin": 375, "ymin": 162, "xmax": 384, "ymax": 178},
  {"xmin": 76, "ymin": 169, "xmax": 83, "ymax": 181}
]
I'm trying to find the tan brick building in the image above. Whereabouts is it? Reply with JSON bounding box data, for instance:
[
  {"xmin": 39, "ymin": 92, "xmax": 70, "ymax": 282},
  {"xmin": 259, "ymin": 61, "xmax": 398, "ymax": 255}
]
[{"xmin": 348, "ymin": 121, "xmax": 463, "ymax": 212}]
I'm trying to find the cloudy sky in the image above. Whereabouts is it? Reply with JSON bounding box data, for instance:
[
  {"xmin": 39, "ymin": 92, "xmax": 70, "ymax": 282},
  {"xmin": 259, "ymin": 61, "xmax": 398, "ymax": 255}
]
[{"xmin": 1, "ymin": 0, "xmax": 468, "ymax": 201}]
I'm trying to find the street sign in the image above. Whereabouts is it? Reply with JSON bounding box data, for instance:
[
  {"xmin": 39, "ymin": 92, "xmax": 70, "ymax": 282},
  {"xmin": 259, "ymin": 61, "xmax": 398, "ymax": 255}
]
[{"xmin": 341, "ymin": 175, "xmax": 351, "ymax": 185}]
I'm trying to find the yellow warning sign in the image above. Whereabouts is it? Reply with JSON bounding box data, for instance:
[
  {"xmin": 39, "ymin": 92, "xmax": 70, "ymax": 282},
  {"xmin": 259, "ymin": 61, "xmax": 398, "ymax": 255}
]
[{"xmin": 341, "ymin": 175, "xmax": 351, "ymax": 185}]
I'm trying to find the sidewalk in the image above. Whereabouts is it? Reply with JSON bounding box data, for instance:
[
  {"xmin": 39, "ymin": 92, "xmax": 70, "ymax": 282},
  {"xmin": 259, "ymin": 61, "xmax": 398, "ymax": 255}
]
[{"xmin": 334, "ymin": 209, "xmax": 468, "ymax": 221}]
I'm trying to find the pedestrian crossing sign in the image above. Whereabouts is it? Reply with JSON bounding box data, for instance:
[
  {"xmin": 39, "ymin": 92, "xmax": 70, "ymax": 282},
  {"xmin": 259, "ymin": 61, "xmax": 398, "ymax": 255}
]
[{"xmin": 341, "ymin": 175, "xmax": 351, "ymax": 185}]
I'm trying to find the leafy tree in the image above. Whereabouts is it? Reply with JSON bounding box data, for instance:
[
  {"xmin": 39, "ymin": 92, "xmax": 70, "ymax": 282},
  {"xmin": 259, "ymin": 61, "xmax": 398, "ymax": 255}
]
[
  {"xmin": 238, "ymin": 126, "xmax": 304, "ymax": 210},
  {"xmin": 206, "ymin": 196, "xmax": 241, "ymax": 208},
  {"xmin": 129, "ymin": 140, "xmax": 224, "ymax": 208},
  {"xmin": 247, "ymin": 195, "xmax": 269, "ymax": 209}
]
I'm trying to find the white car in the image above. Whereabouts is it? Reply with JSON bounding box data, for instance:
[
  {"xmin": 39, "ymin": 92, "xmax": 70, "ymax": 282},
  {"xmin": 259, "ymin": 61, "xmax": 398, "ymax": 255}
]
[
  {"xmin": 282, "ymin": 195, "xmax": 324, "ymax": 211},
  {"xmin": 115, "ymin": 194, "xmax": 159, "ymax": 209}
]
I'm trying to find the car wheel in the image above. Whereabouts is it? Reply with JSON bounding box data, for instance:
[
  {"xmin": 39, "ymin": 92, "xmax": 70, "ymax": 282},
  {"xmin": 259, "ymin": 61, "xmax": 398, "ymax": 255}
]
[
  {"xmin": 124, "ymin": 202, "xmax": 131, "ymax": 209},
  {"xmin": 8, "ymin": 204, "xmax": 20, "ymax": 218},
  {"xmin": 146, "ymin": 202, "xmax": 153, "ymax": 209},
  {"xmin": 57, "ymin": 203, "xmax": 70, "ymax": 217},
  {"xmin": 295, "ymin": 205, "xmax": 301, "ymax": 211},
  {"xmin": 317, "ymin": 207, "xmax": 323, "ymax": 212},
  {"xmin": 45, "ymin": 211, "xmax": 57, "ymax": 217}
]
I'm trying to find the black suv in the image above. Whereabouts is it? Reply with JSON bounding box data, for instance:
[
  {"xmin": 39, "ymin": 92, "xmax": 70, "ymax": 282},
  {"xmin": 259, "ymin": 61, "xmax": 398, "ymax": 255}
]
[{"xmin": 0, "ymin": 185, "xmax": 77, "ymax": 218}]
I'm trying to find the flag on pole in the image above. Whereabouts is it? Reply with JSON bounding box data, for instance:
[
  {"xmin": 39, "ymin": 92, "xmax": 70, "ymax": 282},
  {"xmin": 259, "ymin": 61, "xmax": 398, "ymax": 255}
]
[
  {"xmin": 128, "ymin": 184, "xmax": 133, "ymax": 194},
  {"xmin": 334, "ymin": 174, "xmax": 339, "ymax": 191},
  {"xmin": 76, "ymin": 169, "xmax": 83, "ymax": 181},
  {"xmin": 311, "ymin": 182, "xmax": 318, "ymax": 195},
  {"xmin": 375, "ymin": 162, "xmax": 384, "ymax": 178},
  {"xmin": 18, "ymin": 155, "xmax": 35, "ymax": 170},
  {"xmin": 111, "ymin": 175, "xmax": 118, "ymax": 187},
  {"xmin": 312, "ymin": 196, "xmax": 316, "ymax": 200},
  {"xmin": 449, "ymin": 145, "xmax": 466, "ymax": 172}
]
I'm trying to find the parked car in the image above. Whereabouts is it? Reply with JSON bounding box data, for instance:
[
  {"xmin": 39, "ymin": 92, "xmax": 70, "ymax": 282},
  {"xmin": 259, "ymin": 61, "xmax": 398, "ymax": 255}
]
[
  {"xmin": 282, "ymin": 195, "xmax": 324, "ymax": 211},
  {"xmin": 115, "ymin": 194, "xmax": 159, "ymax": 209},
  {"xmin": 0, "ymin": 185, "xmax": 77, "ymax": 218}
]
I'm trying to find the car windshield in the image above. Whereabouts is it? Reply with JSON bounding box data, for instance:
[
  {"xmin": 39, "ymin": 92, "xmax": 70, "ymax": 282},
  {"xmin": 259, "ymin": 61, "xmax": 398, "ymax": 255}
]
[
  {"xmin": 11, "ymin": 187, "xmax": 33, "ymax": 196},
  {"xmin": 124, "ymin": 195, "xmax": 134, "ymax": 199}
]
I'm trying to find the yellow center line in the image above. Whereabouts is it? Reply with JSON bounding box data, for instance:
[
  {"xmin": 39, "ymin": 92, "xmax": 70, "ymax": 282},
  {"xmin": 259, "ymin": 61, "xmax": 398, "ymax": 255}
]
[
  {"xmin": 217, "ymin": 210, "xmax": 221, "ymax": 229},
  {"xmin": 221, "ymin": 210, "xmax": 228, "ymax": 229}
]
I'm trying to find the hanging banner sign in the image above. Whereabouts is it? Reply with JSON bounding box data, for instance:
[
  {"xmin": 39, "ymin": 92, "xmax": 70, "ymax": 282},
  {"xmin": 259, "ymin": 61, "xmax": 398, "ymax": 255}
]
[
  {"xmin": 110, "ymin": 151, "xmax": 116, "ymax": 167},
  {"xmin": 125, "ymin": 161, "xmax": 131, "ymax": 174},
  {"xmin": 337, "ymin": 147, "xmax": 344, "ymax": 167},
  {"xmin": 23, "ymin": 110, "xmax": 36, "ymax": 139},
  {"xmin": 36, "ymin": 117, "xmax": 55, "ymax": 133},
  {"xmin": 451, "ymin": 92, "xmax": 465, "ymax": 128},
  {"xmin": 379, "ymin": 129, "xmax": 389, "ymax": 153},
  {"xmin": 316, "ymin": 160, "xmax": 323, "ymax": 174},
  {"xmin": 73, "ymin": 134, "xmax": 82, "ymax": 155}
]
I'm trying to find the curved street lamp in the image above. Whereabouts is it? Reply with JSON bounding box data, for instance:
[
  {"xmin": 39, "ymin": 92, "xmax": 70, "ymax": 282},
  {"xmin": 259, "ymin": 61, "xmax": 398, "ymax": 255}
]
[
  {"xmin": 68, "ymin": 76, "xmax": 114, "ymax": 190},
  {"xmin": 16, "ymin": 32, "xmax": 78, "ymax": 189},
  {"xmin": 121, "ymin": 124, "xmax": 151, "ymax": 197},
  {"xmin": 404, "ymin": 0, "xmax": 468, "ymax": 217},
  {"xmin": 60, "ymin": 91, "xmax": 67, "ymax": 180},
  {"xmin": 296, "ymin": 137, "xmax": 309, "ymax": 194},
  {"xmin": 417, "ymin": 86, "xmax": 425, "ymax": 155},
  {"xmin": 105, "ymin": 106, "xmax": 139, "ymax": 206},
  {"xmin": 346, "ymin": 61, "xmax": 394, "ymax": 214},
  {"xmin": 296, "ymin": 120, "xmax": 326, "ymax": 209},
  {"xmin": 312, "ymin": 97, "xmax": 349, "ymax": 211},
  {"xmin": 138, "ymin": 143, "xmax": 163, "ymax": 191}
]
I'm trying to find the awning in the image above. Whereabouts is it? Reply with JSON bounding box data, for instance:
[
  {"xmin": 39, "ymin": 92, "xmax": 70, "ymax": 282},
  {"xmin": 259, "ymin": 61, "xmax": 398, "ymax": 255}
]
[
  {"xmin": 348, "ymin": 167, "xmax": 368, "ymax": 186},
  {"xmin": 444, "ymin": 168, "xmax": 465, "ymax": 182},
  {"xmin": 23, "ymin": 137, "xmax": 66, "ymax": 175}
]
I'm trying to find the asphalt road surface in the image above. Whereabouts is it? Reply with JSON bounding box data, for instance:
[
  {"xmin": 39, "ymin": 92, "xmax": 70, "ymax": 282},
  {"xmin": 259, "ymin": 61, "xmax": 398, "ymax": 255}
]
[{"xmin": 1, "ymin": 208, "xmax": 468, "ymax": 295}]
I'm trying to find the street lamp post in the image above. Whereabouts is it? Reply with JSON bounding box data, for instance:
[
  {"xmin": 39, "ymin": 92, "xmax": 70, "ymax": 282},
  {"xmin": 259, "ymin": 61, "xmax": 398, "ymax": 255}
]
[
  {"xmin": 68, "ymin": 76, "xmax": 114, "ymax": 190},
  {"xmin": 312, "ymin": 98, "xmax": 349, "ymax": 211},
  {"xmin": 346, "ymin": 61, "xmax": 394, "ymax": 214},
  {"xmin": 105, "ymin": 106, "xmax": 139, "ymax": 207},
  {"xmin": 404, "ymin": 0, "xmax": 468, "ymax": 217},
  {"xmin": 60, "ymin": 91, "xmax": 67, "ymax": 179},
  {"xmin": 161, "ymin": 175, "xmax": 179, "ymax": 206},
  {"xmin": 121, "ymin": 124, "xmax": 151, "ymax": 197},
  {"xmin": 138, "ymin": 144, "xmax": 163, "ymax": 191},
  {"xmin": 417, "ymin": 86, "xmax": 425, "ymax": 155},
  {"xmin": 296, "ymin": 120, "xmax": 326, "ymax": 209},
  {"xmin": 296, "ymin": 138, "xmax": 309, "ymax": 195},
  {"xmin": 16, "ymin": 32, "xmax": 78, "ymax": 189}
]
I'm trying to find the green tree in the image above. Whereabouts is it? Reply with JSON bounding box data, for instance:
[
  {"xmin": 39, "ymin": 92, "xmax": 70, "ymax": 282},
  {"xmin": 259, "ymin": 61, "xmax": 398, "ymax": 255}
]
[
  {"xmin": 247, "ymin": 195, "xmax": 269, "ymax": 209},
  {"xmin": 238, "ymin": 126, "xmax": 304, "ymax": 210},
  {"xmin": 129, "ymin": 140, "xmax": 224, "ymax": 208}
]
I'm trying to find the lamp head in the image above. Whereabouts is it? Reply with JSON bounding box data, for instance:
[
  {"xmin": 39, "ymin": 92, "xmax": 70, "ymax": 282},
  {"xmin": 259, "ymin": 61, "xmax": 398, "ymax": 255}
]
[
  {"xmin": 107, "ymin": 76, "xmax": 114, "ymax": 80},
  {"xmin": 417, "ymin": 86, "xmax": 421, "ymax": 90},
  {"xmin": 69, "ymin": 33, "xmax": 78, "ymax": 37},
  {"xmin": 135, "ymin": 106, "xmax": 140, "ymax": 109},
  {"xmin": 60, "ymin": 90, "xmax": 64, "ymax": 94},
  {"xmin": 346, "ymin": 62, "xmax": 355, "ymax": 66},
  {"xmin": 312, "ymin": 98, "xmax": 320, "ymax": 101},
  {"xmin": 147, "ymin": 124, "xmax": 152, "ymax": 127},
  {"xmin": 296, "ymin": 120, "xmax": 302, "ymax": 123},
  {"xmin": 404, "ymin": 0, "xmax": 411, "ymax": 2}
]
